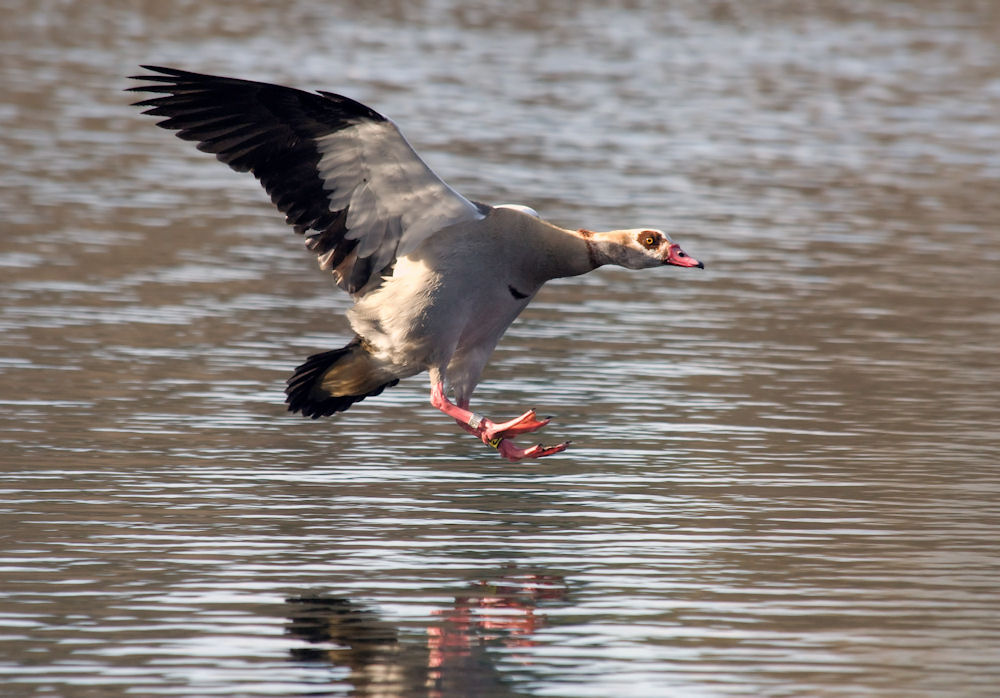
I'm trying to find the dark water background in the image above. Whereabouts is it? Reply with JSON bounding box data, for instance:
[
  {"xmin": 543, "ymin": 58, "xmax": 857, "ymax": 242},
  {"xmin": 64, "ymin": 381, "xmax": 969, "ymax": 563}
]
[{"xmin": 1, "ymin": 1, "xmax": 998, "ymax": 696}]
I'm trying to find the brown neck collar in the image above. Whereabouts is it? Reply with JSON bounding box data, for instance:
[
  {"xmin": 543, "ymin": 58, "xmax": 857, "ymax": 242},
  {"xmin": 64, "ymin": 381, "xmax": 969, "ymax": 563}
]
[{"xmin": 577, "ymin": 229, "xmax": 601, "ymax": 270}]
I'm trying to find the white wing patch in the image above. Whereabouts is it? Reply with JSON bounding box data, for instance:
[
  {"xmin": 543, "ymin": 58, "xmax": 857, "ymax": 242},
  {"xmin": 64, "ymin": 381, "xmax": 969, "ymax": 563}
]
[
  {"xmin": 495, "ymin": 204, "xmax": 539, "ymax": 218},
  {"xmin": 315, "ymin": 120, "xmax": 484, "ymax": 290}
]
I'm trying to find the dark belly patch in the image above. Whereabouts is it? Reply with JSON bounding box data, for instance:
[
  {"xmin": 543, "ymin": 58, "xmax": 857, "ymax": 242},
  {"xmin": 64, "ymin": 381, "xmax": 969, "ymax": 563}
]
[{"xmin": 508, "ymin": 284, "xmax": 529, "ymax": 300}]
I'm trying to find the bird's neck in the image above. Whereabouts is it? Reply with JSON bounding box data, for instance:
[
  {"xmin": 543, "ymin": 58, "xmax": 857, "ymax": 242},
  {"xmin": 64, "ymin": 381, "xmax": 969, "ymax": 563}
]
[
  {"xmin": 532, "ymin": 226, "xmax": 626, "ymax": 280},
  {"xmin": 485, "ymin": 208, "xmax": 623, "ymax": 282}
]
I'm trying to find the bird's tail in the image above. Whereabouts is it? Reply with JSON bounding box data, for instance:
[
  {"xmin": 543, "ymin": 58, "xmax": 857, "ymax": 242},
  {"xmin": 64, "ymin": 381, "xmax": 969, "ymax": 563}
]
[{"xmin": 285, "ymin": 338, "xmax": 400, "ymax": 418}]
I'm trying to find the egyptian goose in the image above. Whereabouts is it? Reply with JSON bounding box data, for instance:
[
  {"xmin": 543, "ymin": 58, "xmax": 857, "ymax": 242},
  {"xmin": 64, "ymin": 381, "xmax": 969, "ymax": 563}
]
[{"xmin": 129, "ymin": 67, "xmax": 703, "ymax": 460}]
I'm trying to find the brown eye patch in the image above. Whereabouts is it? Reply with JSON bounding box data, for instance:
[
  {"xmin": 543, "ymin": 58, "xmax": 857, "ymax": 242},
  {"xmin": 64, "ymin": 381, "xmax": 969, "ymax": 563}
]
[{"xmin": 639, "ymin": 230, "xmax": 662, "ymax": 249}]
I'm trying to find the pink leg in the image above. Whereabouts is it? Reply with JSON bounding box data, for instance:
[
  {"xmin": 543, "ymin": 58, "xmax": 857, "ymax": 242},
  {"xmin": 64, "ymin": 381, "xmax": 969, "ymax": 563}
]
[{"xmin": 430, "ymin": 382, "xmax": 569, "ymax": 461}]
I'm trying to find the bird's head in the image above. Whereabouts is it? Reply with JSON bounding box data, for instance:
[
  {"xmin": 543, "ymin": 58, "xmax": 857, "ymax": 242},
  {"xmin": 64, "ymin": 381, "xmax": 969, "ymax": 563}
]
[{"xmin": 593, "ymin": 228, "xmax": 704, "ymax": 270}]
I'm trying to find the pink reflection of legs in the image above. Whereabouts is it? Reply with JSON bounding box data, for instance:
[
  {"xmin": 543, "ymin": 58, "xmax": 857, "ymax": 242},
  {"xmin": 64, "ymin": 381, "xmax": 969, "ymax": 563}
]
[{"xmin": 427, "ymin": 573, "xmax": 567, "ymax": 676}]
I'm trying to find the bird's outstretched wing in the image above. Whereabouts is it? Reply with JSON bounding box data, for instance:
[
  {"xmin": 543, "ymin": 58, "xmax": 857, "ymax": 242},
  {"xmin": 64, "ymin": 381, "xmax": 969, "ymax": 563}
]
[{"xmin": 129, "ymin": 66, "xmax": 486, "ymax": 295}]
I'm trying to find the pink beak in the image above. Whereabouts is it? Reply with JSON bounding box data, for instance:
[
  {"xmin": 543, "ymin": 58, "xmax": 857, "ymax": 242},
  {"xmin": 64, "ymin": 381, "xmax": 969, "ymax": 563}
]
[{"xmin": 664, "ymin": 243, "xmax": 704, "ymax": 269}]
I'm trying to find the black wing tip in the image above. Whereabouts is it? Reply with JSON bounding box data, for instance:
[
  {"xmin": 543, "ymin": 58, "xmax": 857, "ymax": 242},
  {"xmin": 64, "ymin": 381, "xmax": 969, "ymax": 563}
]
[
  {"xmin": 128, "ymin": 65, "xmax": 388, "ymax": 122},
  {"xmin": 126, "ymin": 65, "xmax": 214, "ymax": 105},
  {"xmin": 129, "ymin": 65, "xmax": 227, "ymax": 80},
  {"xmin": 130, "ymin": 64, "xmax": 180, "ymax": 78},
  {"xmin": 126, "ymin": 65, "xmax": 253, "ymax": 100},
  {"xmin": 127, "ymin": 65, "xmax": 199, "ymax": 87}
]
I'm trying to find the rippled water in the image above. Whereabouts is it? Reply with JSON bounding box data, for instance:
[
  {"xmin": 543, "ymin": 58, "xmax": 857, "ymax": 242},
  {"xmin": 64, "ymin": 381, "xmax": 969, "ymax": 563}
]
[{"xmin": 2, "ymin": 1, "xmax": 999, "ymax": 696}]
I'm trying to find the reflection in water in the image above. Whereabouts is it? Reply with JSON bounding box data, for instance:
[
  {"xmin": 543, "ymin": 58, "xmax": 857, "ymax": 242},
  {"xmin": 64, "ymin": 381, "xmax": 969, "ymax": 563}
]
[
  {"xmin": 286, "ymin": 573, "xmax": 566, "ymax": 697},
  {"xmin": 287, "ymin": 597, "xmax": 414, "ymax": 696},
  {"xmin": 429, "ymin": 573, "xmax": 565, "ymax": 670}
]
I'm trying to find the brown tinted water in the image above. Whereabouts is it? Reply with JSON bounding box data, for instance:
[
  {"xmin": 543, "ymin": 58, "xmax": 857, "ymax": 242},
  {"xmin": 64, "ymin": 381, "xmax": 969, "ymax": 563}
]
[{"xmin": 1, "ymin": 1, "xmax": 999, "ymax": 696}]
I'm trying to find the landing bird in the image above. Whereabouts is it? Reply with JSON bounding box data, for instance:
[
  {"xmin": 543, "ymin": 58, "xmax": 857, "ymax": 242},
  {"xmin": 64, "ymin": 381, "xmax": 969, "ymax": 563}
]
[{"xmin": 129, "ymin": 67, "xmax": 704, "ymax": 460}]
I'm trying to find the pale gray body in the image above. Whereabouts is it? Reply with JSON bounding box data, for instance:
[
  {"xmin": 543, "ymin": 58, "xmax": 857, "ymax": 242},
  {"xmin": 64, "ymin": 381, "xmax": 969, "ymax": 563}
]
[{"xmin": 349, "ymin": 207, "xmax": 546, "ymax": 405}]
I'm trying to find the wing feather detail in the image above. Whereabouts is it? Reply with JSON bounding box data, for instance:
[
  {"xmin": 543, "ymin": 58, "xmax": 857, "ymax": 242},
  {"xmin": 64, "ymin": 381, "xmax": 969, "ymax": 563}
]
[{"xmin": 129, "ymin": 66, "xmax": 485, "ymax": 296}]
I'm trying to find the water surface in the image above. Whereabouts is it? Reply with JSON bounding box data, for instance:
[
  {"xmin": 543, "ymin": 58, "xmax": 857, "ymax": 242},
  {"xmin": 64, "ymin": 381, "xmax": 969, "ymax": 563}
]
[{"xmin": 1, "ymin": 1, "xmax": 999, "ymax": 696}]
